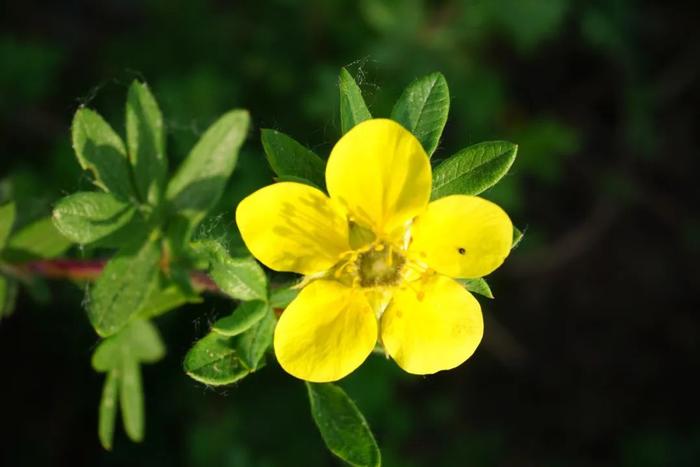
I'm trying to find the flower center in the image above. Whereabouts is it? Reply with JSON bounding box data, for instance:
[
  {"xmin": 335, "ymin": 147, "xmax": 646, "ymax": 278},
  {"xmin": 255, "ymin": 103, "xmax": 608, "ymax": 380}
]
[{"xmin": 356, "ymin": 244, "xmax": 405, "ymax": 287}]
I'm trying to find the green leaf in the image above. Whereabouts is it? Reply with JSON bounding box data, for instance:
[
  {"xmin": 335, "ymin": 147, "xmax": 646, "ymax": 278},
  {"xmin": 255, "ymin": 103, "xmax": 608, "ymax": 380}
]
[
  {"xmin": 120, "ymin": 358, "xmax": 144, "ymax": 442},
  {"xmin": 269, "ymin": 285, "xmax": 299, "ymax": 308},
  {"xmin": 91, "ymin": 321, "xmax": 163, "ymax": 447},
  {"xmin": 261, "ymin": 129, "xmax": 326, "ymax": 188},
  {"xmin": 6, "ymin": 217, "xmax": 72, "ymax": 260},
  {"xmin": 92, "ymin": 320, "xmax": 166, "ymax": 371},
  {"xmin": 339, "ymin": 68, "xmax": 371, "ymax": 134},
  {"xmin": 184, "ymin": 332, "xmax": 250, "ymax": 386},
  {"xmin": 212, "ymin": 300, "xmax": 268, "ymax": 337},
  {"xmin": 431, "ymin": 141, "xmax": 518, "ymax": 199},
  {"xmin": 98, "ymin": 369, "xmax": 119, "ymax": 450},
  {"xmin": 52, "ymin": 192, "xmax": 141, "ymax": 246},
  {"xmin": 236, "ymin": 307, "xmax": 276, "ymax": 369},
  {"xmin": 89, "ymin": 240, "xmax": 161, "ymax": 337},
  {"xmin": 459, "ymin": 278, "xmax": 494, "ymax": 299},
  {"xmin": 512, "ymin": 226, "xmax": 524, "ymax": 249},
  {"xmin": 135, "ymin": 279, "xmax": 203, "ymax": 320},
  {"xmin": 306, "ymin": 382, "xmax": 381, "ymax": 467},
  {"xmin": 0, "ymin": 276, "xmax": 18, "ymax": 319},
  {"xmin": 0, "ymin": 201, "xmax": 16, "ymax": 250},
  {"xmin": 391, "ymin": 72, "xmax": 449, "ymax": 156},
  {"xmin": 72, "ymin": 108, "xmax": 134, "ymax": 199},
  {"xmin": 126, "ymin": 81, "xmax": 167, "ymax": 206},
  {"xmin": 166, "ymin": 109, "xmax": 249, "ymax": 228},
  {"xmin": 199, "ymin": 240, "xmax": 267, "ymax": 301}
]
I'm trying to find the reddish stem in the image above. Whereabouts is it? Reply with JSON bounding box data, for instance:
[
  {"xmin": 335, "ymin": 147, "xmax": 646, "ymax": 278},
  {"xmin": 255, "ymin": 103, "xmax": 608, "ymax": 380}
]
[{"xmin": 15, "ymin": 258, "xmax": 220, "ymax": 293}]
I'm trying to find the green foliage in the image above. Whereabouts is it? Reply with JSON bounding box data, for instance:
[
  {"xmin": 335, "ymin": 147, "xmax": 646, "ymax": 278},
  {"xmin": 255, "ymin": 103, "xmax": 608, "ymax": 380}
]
[
  {"xmin": 391, "ymin": 72, "xmax": 449, "ymax": 157},
  {"xmin": 165, "ymin": 109, "xmax": 249, "ymax": 230},
  {"xmin": 184, "ymin": 304, "xmax": 275, "ymax": 385},
  {"xmin": 460, "ymin": 278, "xmax": 494, "ymax": 299},
  {"xmin": 120, "ymin": 359, "xmax": 145, "ymax": 442},
  {"xmin": 0, "ymin": 202, "xmax": 15, "ymax": 249},
  {"xmin": 126, "ymin": 81, "xmax": 167, "ymax": 206},
  {"xmin": 0, "ymin": 276, "xmax": 18, "ymax": 319},
  {"xmin": 92, "ymin": 319, "xmax": 166, "ymax": 371},
  {"xmin": 88, "ymin": 238, "xmax": 161, "ymax": 337},
  {"xmin": 135, "ymin": 278, "xmax": 202, "ymax": 319},
  {"xmin": 72, "ymin": 108, "xmax": 135, "ymax": 200},
  {"xmin": 431, "ymin": 141, "xmax": 518, "ymax": 199},
  {"xmin": 212, "ymin": 300, "xmax": 268, "ymax": 337},
  {"xmin": 98, "ymin": 370, "xmax": 119, "ymax": 450},
  {"xmin": 307, "ymin": 382, "xmax": 381, "ymax": 467},
  {"xmin": 339, "ymin": 68, "xmax": 372, "ymax": 134},
  {"xmin": 0, "ymin": 202, "xmax": 19, "ymax": 318},
  {"xmin": 270, "ymin": 285, "xmax": 299, "ymax": 308},
  {"xmin": 184, "ymin": 332, "xmax": 251, "ymax": 386},
  {"xmin": 92, "ymin": 320, "xmax": 165, "ymax": 449},
  {"xmin": 261, "ymin": 129, "xmax": 326, "ymax": 188},
  {"xmin": 235, "ymin": 306, "xmax": 276, "ymax": 369},
  {"xmin": 5, "ymin": 217, "xmax": 72, "ymax": 260},
  {"xmin": 197, "ymin": 240, "xmax": 267, "ymax": 301},
  {"xmin": 52, "ymin": 192, "xmax": 141, "ymax": 246},
  {"xmin": 6, "ymin": 72, "xmax": 523, "ymax": 463},
  {"xmin": 512, "ymin": 227, "xmax": 525, "ymax": 249}
]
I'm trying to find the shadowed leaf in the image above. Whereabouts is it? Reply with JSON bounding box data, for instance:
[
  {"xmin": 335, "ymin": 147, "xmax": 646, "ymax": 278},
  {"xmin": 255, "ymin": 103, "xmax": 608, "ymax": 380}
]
[
  {"xmin": 72, "ymin": 108, "xmax": 134, "ymax": 199},
  {"xmin": 306, "ymin": 382, "xmax": 381, "ymax": 467},
  {"xmin": 261, "ymin": 129, "xmax": 326, "ymax": 188}
]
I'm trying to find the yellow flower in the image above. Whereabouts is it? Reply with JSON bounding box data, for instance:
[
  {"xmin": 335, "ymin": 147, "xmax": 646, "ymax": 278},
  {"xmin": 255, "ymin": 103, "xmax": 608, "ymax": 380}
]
[{"xmin": 236, "ymin": 119, "xmax": 513, "ymax": 382}]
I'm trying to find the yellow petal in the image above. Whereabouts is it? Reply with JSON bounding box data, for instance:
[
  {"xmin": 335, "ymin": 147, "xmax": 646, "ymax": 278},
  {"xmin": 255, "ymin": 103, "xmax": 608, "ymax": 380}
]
[
  {"xmin": 409, "ymin": 195, "xmax": 512, "ymax": 278},
  {"xmin": 274, "ymin": 280, "xmax": 377, "ymax": 382},
  {"xmin": 381, "ymin": 275, "xmax": 483, "ymax": 375},
  {"xmin": 326, "ymin": 119, "xmax": 431, "ymax": 237},
  {"xmin": 236, "ymin": 182, "xmax": 349, "ymax": 275}
]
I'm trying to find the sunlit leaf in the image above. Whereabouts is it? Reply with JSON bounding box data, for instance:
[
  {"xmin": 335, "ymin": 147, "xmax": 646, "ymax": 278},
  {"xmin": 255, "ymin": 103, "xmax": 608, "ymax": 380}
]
[
  {"xmin": 432, "ymin": 141, "xmax": 518, "ymax": 199},
  {"xmin": 306, "ymin": 382, "xmax": 381, "ymax": 467},
  {"xmin": 339, "ymin": 68, "xmax": 371, "ymax": 134},
  {"xmin": 0, "ymin": 201, "xmax": 15, "ymax": 250},
  {"xmin": 126, "ymin": 80, "xmax": 167, "ymax": 206},
  {"xmin": 198, "ymin": 240, "xmax": 267, "ymax": 301},
  {"xmin": 236, "ymin": 307, "xmax": 276, "ymax": 370},
  {"xmin": 120, "ymin": 358, "xmax": 144, "ymax": 442},
  {"xmin": 166, "ymin": 109, "xmax": 249, "ymax": 229},
  {"xmin": 92, "ymin": 320, "xmax": 164, "ymax": 447},
  {"xmin": 512, "ymin": 226, "xmax": 524, "ymax": 249},
  {"xmin": 89, "ymin": 240, "xmax": 160, "ymax": 337},
  {"xmin": 261, "ymin": 129, "xmax": 326, "ymax": 188},
  {"xmin": 92, "ymin": 320, "xmax": 166, "ymax": 371},
  {"xmin": 184, "ymin": 332, "xmax": 250, "ymax": 386},
  {"xmin": 135, "ymin": 279, "xmax": 203, "ymax": 320},
  {"xmin": 391, "ymin": 72, "xmax": 449, "ymax": 156},
  {"xmin": 98, "ymin": 369, "xmax": 119, "ymax": 450},
  {"xmin": 459, "ymin": 278, "xmax": 494, "ymax": 299},
  {"xmin": 72, "ymin": 108, "xmax": 134, "ymax": 199},
  {"xmin": 6, "ymin": 217, "xmax": 72, "ymax": 260},
  {"xmin": 52, "ymin": 192, "xmax": 143, "ymax": 246},
  {"xmin": 212, "ymin": 300, "xmax": 268, "ymax": 337}
]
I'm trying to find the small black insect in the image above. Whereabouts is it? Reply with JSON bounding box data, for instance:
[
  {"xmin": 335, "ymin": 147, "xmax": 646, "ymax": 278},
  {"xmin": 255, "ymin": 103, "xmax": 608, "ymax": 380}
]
[{"xmin": 457, "ymin": 247, "xmax": 466, "ymax": 255}]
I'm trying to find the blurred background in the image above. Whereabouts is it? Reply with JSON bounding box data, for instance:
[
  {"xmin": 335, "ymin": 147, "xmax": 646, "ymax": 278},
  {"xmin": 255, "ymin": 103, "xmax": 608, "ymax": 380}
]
[{"xmin": 1, "ymin": 0, "xmax": 698, "ymax": 466}]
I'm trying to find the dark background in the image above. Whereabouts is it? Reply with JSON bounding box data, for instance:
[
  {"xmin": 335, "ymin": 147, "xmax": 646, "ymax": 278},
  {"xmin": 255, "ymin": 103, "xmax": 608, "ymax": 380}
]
[{"xmin": 1, "ymin": 0, "xmax": 699, "ymax": 466}]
